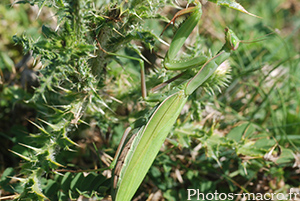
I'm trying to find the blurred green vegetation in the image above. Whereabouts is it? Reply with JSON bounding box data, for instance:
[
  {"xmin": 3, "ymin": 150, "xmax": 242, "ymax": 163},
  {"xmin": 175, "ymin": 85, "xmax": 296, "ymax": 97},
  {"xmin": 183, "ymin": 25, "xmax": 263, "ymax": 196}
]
[{"xmin": 0, "ymin": 0, "xmax": 299, "ymax": 200}]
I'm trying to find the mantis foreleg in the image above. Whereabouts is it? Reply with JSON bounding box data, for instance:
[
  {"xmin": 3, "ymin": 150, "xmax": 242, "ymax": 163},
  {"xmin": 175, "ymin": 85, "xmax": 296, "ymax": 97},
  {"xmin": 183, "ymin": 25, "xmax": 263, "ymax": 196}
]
[{"xmin": 162, "ymin": 1, "xmax": 209, "ymax": 71}]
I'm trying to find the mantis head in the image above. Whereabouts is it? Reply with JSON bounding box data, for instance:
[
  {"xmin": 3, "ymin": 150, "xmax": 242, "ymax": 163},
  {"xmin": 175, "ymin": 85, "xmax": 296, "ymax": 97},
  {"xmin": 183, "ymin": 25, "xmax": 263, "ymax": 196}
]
[{"xmin": 224, "ymin": 27, "xmax": 240, "ymax": 51}]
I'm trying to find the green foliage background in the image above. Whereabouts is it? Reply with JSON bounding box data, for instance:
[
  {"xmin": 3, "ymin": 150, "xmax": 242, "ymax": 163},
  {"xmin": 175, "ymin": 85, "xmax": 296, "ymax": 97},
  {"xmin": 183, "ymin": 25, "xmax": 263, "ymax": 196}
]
[{"xmin": 0, "ymin": 0, "xmax": 299, "ymax": 200}]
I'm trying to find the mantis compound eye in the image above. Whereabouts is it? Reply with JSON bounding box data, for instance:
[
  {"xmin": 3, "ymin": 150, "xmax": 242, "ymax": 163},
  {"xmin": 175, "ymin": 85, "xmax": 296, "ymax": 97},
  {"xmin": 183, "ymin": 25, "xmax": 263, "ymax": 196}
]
[
  {"xmin": 232, "ymin": 39, "xmax": 240, "ymax": 50},
  {"xmin": 225, "ymin": 27, "xmax": 240, "ymax": 50}
]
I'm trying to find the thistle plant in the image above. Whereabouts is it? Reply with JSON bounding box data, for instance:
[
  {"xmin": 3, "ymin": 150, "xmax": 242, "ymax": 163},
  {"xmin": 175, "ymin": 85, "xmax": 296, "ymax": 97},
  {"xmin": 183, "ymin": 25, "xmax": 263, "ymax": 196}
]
[{"xmin": 9, "ymin": 0, "xmax": 173, "ymax": 200}]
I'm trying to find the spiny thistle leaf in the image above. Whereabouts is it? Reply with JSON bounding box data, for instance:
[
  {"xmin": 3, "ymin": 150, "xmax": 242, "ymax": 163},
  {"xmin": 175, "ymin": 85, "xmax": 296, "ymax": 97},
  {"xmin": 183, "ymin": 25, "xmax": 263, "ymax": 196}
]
[
  {"xmin": 27, "ymin": 119, "xmax": 50, "ymax": 135},
  {"xmin": 9, "ymin": 150, "xmax": 34, "ymax": 162},
  {"xmin": 38, "ymin": 118, "xmax": 67, "ymax": 132},
  {"xmin": 31, "ymin": 174, "xmax": 48, "ymax": 200},
  {"xmin": 19, "ymin": 143, "xmax": 42, "ymax": 153}
]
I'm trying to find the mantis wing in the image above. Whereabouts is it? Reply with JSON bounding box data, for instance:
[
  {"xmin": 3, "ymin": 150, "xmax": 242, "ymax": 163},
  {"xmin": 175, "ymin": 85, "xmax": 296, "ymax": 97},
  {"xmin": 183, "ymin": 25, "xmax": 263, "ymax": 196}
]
[{"xmin": 113, "ymin": 90, "xmax": 188, "ymax": 201}]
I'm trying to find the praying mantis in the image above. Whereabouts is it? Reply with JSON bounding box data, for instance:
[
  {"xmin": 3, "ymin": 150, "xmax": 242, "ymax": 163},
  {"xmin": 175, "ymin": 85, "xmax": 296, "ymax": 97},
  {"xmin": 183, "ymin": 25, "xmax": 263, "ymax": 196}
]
[{"xmin": 101, "ymin": 1, "xmax": 258, "ymax": 200}]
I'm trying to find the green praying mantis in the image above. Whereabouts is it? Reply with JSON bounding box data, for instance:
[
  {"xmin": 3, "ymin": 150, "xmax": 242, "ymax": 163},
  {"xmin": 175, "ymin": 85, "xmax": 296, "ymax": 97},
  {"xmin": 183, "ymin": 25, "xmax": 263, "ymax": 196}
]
[{"xmin": 99, "ymin": 1, "xmax": 259, "ymax": 200}]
